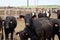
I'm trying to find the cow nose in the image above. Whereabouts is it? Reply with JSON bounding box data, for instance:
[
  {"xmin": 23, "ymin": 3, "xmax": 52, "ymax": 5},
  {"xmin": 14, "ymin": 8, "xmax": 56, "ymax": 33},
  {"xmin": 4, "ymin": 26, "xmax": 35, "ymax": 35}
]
[{"xmin": 25, "ymin": 23, "xmax": 30, "ymax": 26}]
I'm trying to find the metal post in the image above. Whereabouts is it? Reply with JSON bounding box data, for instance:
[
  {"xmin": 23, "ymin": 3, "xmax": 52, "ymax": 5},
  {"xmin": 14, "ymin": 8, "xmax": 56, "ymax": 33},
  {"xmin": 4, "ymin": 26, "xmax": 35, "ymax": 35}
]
[
  {"xmin": 36, "ymin": 0, "xmax": 38, "ymax": 18},
  {"xmin": 4, "ymin": 7, "xmax": 7, "ymax": 19},
  {"xmin": 36, "ymin": 0, "xmax": 38, "ymax": 7},
  {"xmin": 27, "ymin": 0, "xmax": 29, "ymax": 7}
]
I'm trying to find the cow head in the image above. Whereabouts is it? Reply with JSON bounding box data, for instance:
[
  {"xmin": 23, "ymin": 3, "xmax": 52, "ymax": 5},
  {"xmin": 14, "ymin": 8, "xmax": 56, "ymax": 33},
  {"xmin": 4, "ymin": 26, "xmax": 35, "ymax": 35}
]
[
  {"xmin": 4, "ymin": 16, "xmax": 17, "ymax": 29},
  {"xmin": 24, "ymin": 13, "xmax": 36, "ymax": 27},
  {"xmin": 5, "ymin": 19, "xmax": 13, "ymax": 28}
]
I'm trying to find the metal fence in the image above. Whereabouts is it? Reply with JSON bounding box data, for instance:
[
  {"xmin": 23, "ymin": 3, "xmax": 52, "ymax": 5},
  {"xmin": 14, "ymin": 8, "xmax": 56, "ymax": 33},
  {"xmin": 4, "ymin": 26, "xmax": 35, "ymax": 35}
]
[{"xmin": 0, "ymin": 7, "xmax": 58, "ymax": 19}]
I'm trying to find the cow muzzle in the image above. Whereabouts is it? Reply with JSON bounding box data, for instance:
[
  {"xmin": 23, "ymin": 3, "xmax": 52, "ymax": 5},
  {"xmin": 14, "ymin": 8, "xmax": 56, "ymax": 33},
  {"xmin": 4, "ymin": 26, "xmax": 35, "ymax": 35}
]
[
  {"xmin": 6, "ymin": 23, "xmax": 9, "ymax": 28},
  {"xmin": 25, "ymin": 23, "xmax": 30, "ymax": 26}
]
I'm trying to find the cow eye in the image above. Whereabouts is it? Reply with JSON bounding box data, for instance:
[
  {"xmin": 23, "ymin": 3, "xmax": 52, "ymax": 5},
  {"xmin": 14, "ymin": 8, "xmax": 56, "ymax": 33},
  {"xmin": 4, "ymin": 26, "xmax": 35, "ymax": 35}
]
[{"xmin": 10, "ymin": 21, "xmax": 12, "ymax": 23}]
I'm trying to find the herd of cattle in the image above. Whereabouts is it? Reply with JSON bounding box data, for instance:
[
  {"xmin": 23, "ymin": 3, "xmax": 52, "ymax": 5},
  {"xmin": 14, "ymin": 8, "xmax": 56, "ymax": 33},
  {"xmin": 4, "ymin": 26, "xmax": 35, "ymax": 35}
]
[{"xmin": 0, "ymin": 9, "xmax": 60, "ymax": 40}]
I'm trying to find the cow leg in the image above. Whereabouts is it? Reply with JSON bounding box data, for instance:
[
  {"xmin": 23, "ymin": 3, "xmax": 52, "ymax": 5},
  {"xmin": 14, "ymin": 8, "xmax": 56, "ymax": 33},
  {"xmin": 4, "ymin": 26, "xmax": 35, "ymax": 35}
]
[
  {"xmin": 58, "ymin": 32, "xmax": 60, "ymax": 40},
  {"xmin": 40, "ymin": 30, "xmax": 45, "ymax": 40},
  {"xmin": 40, "ymin": 34, "xmax": 45, "ymax": 40},
  {"xmin": 51, "ymin": 30, "xmax": 55, "ymax": 40},
  {"xmin": 58, "ymin": 35, "xmax": 60, "ymax": 40},
  {"xmin": 1, "ymin": 28, "xmax": 4, "ymax": 40},
  {"xmin": 52, "ymin": 34, "xmax": 55, "ymax": 40},
  {"xmin": 52, "ymin": 35, "xmax": 54, "ymax": 40},
  {"xmin": 47, "ymin": 36, "xmax": 51, "ymax": 40},
  {"xmin": 1, "ymin": 33, "xmax": 3, "ymax": 40},
  {"xmin": 47, "ymin": 32, "xmax": 51, "ymax": 40},
  {"xmin": 11, "ymin": 32, "xmax": 13, "ymax": 40},
  {"xmin": 44, "ymin": 34, "xmax": 46, "ymax": 40},
  {"xmin": 58, "ymin": 36, "xmax": 60, "ymax": 40},
  {"xmin": 44, "ymin": 31, "xmax": 46, "ymax": 40},
  {"xmin": 5, "ymin": 33, "xmax": 9, "ymax": 40},
  {"xmin": 31, "ymin": 35, "xmax": 39, "ymax": 40},
  {"xmin": 44, "ymin": 37, "xmax": 46, "ymax": 40}
]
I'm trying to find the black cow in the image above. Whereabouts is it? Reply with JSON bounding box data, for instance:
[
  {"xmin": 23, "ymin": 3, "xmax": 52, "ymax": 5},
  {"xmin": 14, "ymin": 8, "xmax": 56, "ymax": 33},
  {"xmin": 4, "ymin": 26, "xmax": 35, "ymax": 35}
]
[
  {"xmin": 0, "ymin": 17, "xmax": 3, "ymax": 40},
  {"xmin": 16, "ymin": 30, "xmax": 30, "ymax": 40},
  {"xmin": 38, "ymin": 12, "xmax": 60, "ymax": 40},
  {"xmin": 38, "ymin": 10, "xmax": 60, "ymax": 40},
  {"xmin": 38, "ymin": 13, "xmax": 47, "ymax": 18},
  {"xmin": 0, "ymin": 17, "xmax": 2, "ymax": 31},
  {"xmin": 57, "ymin": 10, "xmax": 60, "ymax": 19},
  {"xmin": 57, "ymin": 20, "xmax": 60, "ymax": 40},
  {"xmin": 38, "ymin": 11, "xmax": 51, "ymax": 18},
  {"xmin": 16, "ymin": 13, "xmax": 37, "ymax": 40},
  {"xmin": 33, "ymin": 18, "xmax": 53, "ymax": 40},
  {"xmin": 49, "ymin": 18, "xmax": 60, "ymax": 40},
  {"xmin": 38, "ymin": 11, "xmax": 58, "ymax": 40},
  {"xmin": 17, "ymin": 13, "xmax": 53, "ymax": 40},
  {"xmin": 4, "ymin": 16, "xmax": 17, "ymax": 40}
]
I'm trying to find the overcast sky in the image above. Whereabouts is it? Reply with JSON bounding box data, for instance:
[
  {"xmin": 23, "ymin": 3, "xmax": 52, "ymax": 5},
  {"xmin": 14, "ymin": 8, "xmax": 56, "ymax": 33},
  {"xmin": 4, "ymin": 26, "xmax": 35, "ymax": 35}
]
[{"xmin": 0, "ymin": 0, "xmax": 60, "ymax": 6}]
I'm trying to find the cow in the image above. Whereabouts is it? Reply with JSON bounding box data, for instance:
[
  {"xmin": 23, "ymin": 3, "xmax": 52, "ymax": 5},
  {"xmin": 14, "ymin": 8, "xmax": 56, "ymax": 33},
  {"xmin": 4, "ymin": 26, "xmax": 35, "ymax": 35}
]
[
  {"xmin": 0, "ymin": 17, "xmax": 3, "ymax": 40},
  {"xmin": 16, "ymin": 29, "xmax": 31, "ymax": 40},
  {"xmin": 38, "ymin": 10, "xmax": 51, "ymax": 18},
  {"xmin": 16, "ymin": 13, "xmax": 37, "ymax": 40},
  {"xmin": 0, "ymin": 17, "xmax": 2, "ymax": 31},
  {"xmin": 17, "ymin": 13, "xmax": 53, "ymax": 40},
  {"xmin": 33, "ymin": 18, "xmax": 53, "ymax": 40},
  {"xmin": 38, "ymin": 9, "xmax": 60, "ymax": 40},
  {"xmin": 4, "ymin": 16, "xmax": 17, "ymax": 40},
  {"xmin": 57, "ymin": 10, "xmax": 60, "ymax": 19},
  {"xmin": 49, "ymin": 18, "xmax": 60, "ymax": 40},
  {"xmin": 38, "ymin": 12, "xmax": 60, "ymax": 40}
]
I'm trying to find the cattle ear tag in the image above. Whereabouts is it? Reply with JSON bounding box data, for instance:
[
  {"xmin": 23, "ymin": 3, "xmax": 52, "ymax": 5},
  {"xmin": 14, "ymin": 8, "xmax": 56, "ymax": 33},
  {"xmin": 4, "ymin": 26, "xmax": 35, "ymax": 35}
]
[
  {"xmin": 10, "ymin": 21, "xmax": 12, "ymax": 23},
  {"xmin": 32, "ymin": 12, "xmax": 34, "ymax": 16},
  {"xmin": 55, "ymin": 24, "xmax": 58, "ymax": 27}
]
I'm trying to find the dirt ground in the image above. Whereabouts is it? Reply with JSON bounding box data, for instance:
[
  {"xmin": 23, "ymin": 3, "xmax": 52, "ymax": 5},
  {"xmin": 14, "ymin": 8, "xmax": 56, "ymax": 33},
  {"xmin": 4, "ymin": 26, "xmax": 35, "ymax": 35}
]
[{"xmin": 0, "ymin": 13, "xmax": 59, "ymax": 40}]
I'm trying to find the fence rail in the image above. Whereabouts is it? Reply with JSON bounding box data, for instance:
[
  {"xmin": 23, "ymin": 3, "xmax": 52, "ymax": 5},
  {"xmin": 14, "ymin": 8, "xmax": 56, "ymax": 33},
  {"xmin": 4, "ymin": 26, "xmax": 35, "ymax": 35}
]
[{"xmin": 0, "ymin": 7, "xmax": 59, "ymax": 19}]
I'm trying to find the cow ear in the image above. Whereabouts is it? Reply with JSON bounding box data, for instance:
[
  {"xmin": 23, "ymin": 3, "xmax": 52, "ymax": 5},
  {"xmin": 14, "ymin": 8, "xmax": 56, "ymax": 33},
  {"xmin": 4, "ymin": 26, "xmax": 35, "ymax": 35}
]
[
  {"xmin": 2, "ymin": 20, "xmax": 5, "ymax": 23},
  {"xmin": 19, "ymin": 15, "xmax": 25, "ymax": 18},
  {"xmin": 19, "ymin": 15, "xmax": 25, "ymax": 20}
]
